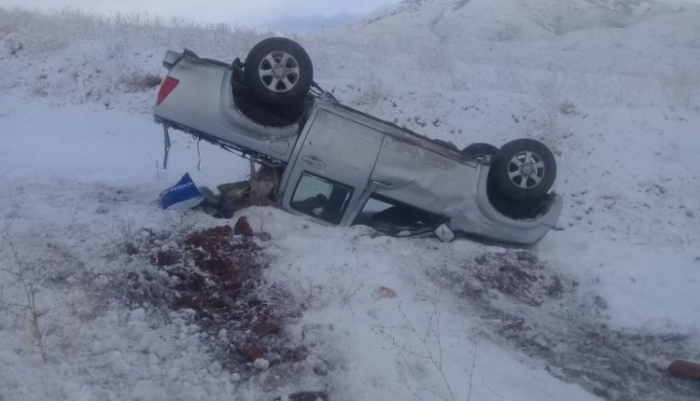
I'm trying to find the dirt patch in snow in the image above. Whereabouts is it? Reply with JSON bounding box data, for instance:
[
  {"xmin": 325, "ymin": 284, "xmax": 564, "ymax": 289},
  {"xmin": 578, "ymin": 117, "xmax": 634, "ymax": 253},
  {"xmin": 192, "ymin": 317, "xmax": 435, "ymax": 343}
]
[
  {"xmin": 468, "ymin": 250, "xmax": 568, "ymax": 305},
  {"xmin": 431, "ymin": 249, "xmax": 700, "ymax": 401},
  {"xmin": 119, "ymin": 225, "xmax": 306, "ymax": 377}
]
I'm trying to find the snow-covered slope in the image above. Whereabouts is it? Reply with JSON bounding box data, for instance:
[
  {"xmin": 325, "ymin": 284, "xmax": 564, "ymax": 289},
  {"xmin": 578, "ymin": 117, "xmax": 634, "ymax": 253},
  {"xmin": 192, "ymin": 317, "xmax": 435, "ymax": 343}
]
[
  {"xmin": 362, "ymin": 0, "xmax": 700, "ymax": 40},
  {"xmin": 1, "ymin": 2, "xmax": 699, "ymax": 401}
]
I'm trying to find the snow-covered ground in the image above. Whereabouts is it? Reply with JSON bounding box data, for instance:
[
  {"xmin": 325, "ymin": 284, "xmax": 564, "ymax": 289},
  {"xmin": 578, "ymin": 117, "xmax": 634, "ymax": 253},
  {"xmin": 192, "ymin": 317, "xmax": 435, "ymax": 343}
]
[{"xmin": 1, "ymin": 1, "xmax": 700, "ymax": 400}]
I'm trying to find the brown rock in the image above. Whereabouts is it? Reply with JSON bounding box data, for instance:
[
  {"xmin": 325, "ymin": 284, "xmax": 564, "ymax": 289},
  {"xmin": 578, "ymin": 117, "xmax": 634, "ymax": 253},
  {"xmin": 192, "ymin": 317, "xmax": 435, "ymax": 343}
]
[
  {"xmin": 253, "ymin": 321, "xmax": 282, "ymax": 337},
  {"xmin": 240, "ymin": 344, "xmax": 264, "ymax": 362},
  {"xmin": 234, "ymin": 216, "xmax": 254, "ymax": 237},
  {"xmin": 669, "ymin": 360, "xmax": 700, "ymax": 380},
  {"xmin": 211, "ymin": 225, "xmax": 233, "ymax": 237}
]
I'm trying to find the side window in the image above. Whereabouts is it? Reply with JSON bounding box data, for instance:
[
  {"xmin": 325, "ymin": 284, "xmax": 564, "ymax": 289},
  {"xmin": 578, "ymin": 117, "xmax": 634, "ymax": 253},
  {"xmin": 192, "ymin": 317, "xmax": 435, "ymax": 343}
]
[
  {"xmin": 353, "ymin": 194, "xmax": 443, "ymax": 236},
  {"xmin": 291, "ymin": 173, "xmax": 353, "ymax": 225}
]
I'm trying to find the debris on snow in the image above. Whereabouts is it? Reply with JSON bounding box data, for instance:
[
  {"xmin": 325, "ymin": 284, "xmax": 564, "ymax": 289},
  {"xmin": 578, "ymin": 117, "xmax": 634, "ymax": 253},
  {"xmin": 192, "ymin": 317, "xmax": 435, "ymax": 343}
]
[
  {"xmin": 373, "ymin": 286, "xmax": 398, "ymax": 299},
  {"xmin": 431, "ymin": 249, "xmax": 700, "ymax": 401},
  {"xmin": 123, "ymin": 225, "xmax": 307, "ymax": 377}
]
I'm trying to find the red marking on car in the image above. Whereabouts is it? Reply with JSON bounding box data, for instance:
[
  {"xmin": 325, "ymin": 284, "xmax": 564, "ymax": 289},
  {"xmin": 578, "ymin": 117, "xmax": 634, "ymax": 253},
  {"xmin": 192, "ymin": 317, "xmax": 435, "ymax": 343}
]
[{"xmin": 156, "ymin": 77, "xmax": 179, "ymax": 106}]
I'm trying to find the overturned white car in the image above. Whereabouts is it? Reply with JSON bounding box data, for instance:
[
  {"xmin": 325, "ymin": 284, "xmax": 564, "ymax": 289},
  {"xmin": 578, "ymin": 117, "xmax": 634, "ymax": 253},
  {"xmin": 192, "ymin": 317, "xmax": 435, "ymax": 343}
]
[{"xmin": 153, "ymin": 37, "xmax": 562, "ymax": 244}]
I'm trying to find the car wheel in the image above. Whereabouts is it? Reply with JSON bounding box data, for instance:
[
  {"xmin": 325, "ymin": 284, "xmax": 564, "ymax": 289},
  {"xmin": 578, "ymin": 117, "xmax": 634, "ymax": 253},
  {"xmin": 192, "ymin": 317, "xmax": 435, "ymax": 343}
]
[
  {"xmin": 244, "ymin": 37, "xmax": 313, "ymax": 107},
  {"xmin": 488, "ymin": 139, "xmax": 556, "ymax": 202},
  {"xmin": 461, "ymin": 143, "xmax": 498, "ymax": 159}
]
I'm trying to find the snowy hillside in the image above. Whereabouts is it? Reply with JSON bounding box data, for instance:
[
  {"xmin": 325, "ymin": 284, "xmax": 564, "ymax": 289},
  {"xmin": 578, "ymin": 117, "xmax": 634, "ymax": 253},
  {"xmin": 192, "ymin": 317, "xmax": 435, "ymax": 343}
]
[
  {"xmin": 1, "ymin": 2, "xmax": 700, "ymax": 401},
  {"xmin": 362, "ymin": 0, "xmax": 682, "ymax": 40}
]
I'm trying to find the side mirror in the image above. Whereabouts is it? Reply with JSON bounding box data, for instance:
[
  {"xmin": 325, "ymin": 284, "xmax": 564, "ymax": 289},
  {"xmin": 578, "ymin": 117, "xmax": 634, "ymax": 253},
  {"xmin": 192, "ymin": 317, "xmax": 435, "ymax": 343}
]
[{"xmin": 434, "ymin": 224, "xmax": 455, "ymax": 243}]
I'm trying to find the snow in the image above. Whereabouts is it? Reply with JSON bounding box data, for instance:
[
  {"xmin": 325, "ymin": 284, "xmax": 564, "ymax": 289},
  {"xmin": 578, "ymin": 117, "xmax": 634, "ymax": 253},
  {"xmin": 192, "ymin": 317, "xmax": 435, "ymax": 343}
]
[
  {"xmin": 1, "ymin": 2, "xmax": 700, "ymax": 401},
  {"xmin": 254, "ymin": 358, "xmax": 271, "ymax": 371}
]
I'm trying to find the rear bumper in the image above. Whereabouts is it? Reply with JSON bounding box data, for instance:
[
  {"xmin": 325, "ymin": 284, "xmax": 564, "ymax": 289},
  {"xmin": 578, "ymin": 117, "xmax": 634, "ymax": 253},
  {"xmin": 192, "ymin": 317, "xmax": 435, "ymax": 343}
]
[{"xmin": 456, "ymin": 164, "xmax": 563, "ymax": 245}]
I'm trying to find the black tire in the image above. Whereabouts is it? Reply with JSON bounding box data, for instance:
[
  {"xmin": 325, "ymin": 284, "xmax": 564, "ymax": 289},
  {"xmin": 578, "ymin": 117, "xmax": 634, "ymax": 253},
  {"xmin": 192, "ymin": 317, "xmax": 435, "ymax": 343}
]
[
  {"xmin": 244, "ymin": 37, "xmax": 313, "ymax": 106},
  {"xmin": 461, "ymin": 143, "xmax": 498, "ymax": 159},
  {"xmin": 488, "ymin": 139, "xmax": 556, "ymax": 202}
]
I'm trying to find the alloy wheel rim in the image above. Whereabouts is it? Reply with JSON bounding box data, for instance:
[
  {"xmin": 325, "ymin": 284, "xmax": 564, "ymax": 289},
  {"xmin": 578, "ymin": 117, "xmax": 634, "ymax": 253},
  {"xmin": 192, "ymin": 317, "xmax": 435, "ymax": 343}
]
[
  {"xmin": 258, "ymin": 51, "xmax": 300, "ymax": 93},
  {"xmin": 507, "ymin": 151, "xmax": 546, "ymax": 189}
]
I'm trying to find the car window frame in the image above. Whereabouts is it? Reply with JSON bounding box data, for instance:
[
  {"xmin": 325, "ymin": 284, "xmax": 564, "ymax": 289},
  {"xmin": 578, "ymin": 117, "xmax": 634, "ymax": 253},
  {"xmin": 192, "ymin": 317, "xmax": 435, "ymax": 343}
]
[
  {"xmin": 352, "ymin": 192, "xmax": 447, "ymax": 236},
  {"xmin": 290, "ymin": 172, "xmax": 355, "ymax": 225}
]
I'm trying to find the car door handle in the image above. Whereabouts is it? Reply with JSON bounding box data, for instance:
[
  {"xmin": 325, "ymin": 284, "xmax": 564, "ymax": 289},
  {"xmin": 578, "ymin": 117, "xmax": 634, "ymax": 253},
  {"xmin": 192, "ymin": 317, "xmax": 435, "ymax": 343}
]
[
  {"xmin": 372, "ymin": 180, "xmax": 395, "ymax": 189},
  {"xmin": 301, "ymin": 155, "xmax": 327, "ymax": 169}
]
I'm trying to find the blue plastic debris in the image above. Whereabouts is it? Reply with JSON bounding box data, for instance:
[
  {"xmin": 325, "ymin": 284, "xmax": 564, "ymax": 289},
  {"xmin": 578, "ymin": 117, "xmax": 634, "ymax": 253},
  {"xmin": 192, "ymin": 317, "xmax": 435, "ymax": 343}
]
[{"xmin": 159, "ymin": 173, "xmax": 203, "ymax": 210}]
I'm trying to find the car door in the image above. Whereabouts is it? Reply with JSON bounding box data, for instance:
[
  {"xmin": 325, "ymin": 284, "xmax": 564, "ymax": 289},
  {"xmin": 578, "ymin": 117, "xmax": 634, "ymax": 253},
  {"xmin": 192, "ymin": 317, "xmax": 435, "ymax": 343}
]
[{"xmin": 282, "ymin": 109, "xmax": 383, "ymax": 226}]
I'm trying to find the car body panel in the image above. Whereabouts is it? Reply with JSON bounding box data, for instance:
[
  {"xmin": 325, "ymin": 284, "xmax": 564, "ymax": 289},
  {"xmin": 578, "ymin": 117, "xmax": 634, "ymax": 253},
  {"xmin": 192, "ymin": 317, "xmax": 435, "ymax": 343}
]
[
  {"xmin": 281, "ymin": 109, "xmax": 384, "ymax": 226},
  {"xmin": 153, "ymin": 48, "xmax": 563, "ymax": 245},
  {"xmin": 154, "ymin": 50, "xmax": 301, "ymax": 163}
]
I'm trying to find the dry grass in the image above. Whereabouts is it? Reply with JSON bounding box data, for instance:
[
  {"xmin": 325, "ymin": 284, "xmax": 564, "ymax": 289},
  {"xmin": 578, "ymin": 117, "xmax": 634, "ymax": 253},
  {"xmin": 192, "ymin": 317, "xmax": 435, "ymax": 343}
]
[{"xmin": 123, "ymin": 72, "xmax": 162, "ymax": 92}]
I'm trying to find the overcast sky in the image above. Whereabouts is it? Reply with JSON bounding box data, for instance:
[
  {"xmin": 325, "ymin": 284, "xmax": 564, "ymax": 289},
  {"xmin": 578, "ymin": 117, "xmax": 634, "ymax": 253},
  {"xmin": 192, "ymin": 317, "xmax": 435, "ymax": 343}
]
[{"xmin": 1, "ymin": 0, "xmax": 399, "ymax": 26}]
